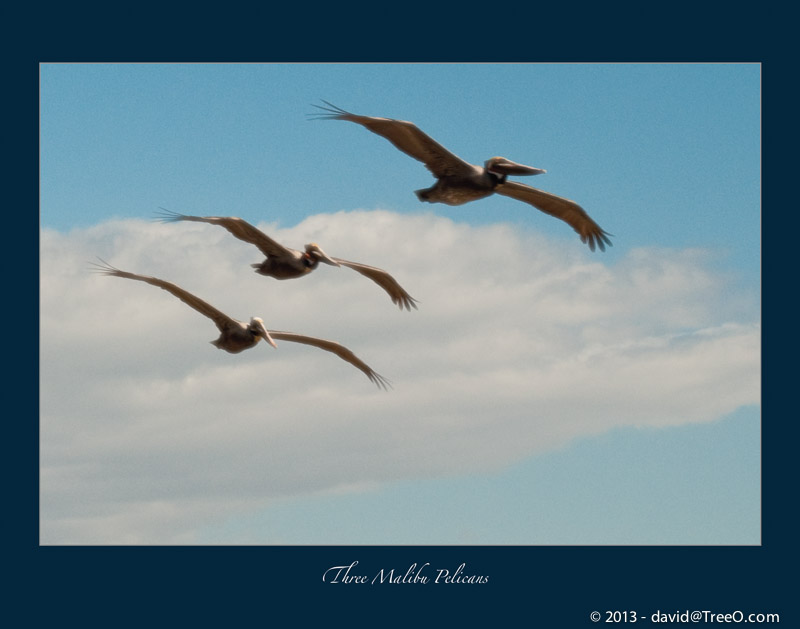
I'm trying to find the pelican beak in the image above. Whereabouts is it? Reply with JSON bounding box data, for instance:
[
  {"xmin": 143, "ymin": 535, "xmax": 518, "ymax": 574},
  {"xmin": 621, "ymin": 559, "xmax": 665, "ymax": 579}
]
[
  {"xmin": 486, "ymin": 157, "xmax": 546, "ymax": 176},
  {"xmin": 308, "ymin": 244, "xmax": 341, "ymax": 267},
  {"xmin": 253, "ymin": 318, "xmax": 277, "ymax": 348}
]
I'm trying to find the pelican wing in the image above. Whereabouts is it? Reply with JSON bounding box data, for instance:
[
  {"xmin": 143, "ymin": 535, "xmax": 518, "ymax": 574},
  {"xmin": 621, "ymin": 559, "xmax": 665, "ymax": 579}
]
[
  {"xmin": 495, "ymin": 181, "xmax": 613, "ymax": 252},
  {"xmin": 91, "ymin": 260, "xmax": 237, "ymax": 332},
  {"xmin": 269, "ymin": 330, "xmax": 390, "ymax": 390},
  {"xmin": 157, "ymin": 209, "xmax": 292, "ymax": 258},
  {"xmin": 311, "ymin": 101, "xmax": 474, "ymax": 178},
  {"xmin": 331, "ymin": 257, "xmax": 418, "ymax": 311}
]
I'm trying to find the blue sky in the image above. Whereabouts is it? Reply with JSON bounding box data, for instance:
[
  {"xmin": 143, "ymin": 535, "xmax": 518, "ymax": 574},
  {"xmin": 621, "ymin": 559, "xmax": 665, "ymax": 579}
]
[{"xmin": 40, "ymin": 63, "xmax": 760, "ymax": 545}]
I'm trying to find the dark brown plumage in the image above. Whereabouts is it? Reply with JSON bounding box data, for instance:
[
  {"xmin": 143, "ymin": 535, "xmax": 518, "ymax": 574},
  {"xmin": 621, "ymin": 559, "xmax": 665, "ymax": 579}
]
[
  {"xmin": 311, "ymin": 101, "xmax": 612, "ymax": 252},
  {"xmin": 91, "ymin": 260, "xmax": 390, "ymax": 389},
  {"xmin": 156, "ymin": 209, "xmax": 418, "ymax": 310}
]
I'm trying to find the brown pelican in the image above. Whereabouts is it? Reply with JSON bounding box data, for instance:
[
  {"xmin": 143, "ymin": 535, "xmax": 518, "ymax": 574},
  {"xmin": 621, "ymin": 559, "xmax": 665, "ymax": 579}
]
[
  {"xmin": 156, "ymin": 209, "xmax": 418, "ymax": 311},
  {"xmin": 90, "ymin": 260, "xmax": 390, "ymax": 389},
  {"xmin": 310, "ymin": 101, "xmax": 612, "ymax": 252}
]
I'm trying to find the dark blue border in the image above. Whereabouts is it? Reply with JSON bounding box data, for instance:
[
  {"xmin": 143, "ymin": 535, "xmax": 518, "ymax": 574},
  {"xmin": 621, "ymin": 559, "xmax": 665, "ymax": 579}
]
[{"xmin": 17, "ymin": 6, "xmax": 790, "ymax": 624}]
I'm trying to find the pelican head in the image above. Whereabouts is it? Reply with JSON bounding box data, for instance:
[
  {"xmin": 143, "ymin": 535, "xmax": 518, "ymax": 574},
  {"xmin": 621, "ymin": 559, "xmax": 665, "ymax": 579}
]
[
  {"xmin": 305, "ymin": 243, "xmax": 341, "ymax": 267},
  {"xmin": 485, "ymin": 156, "xmax": 546, "ymax": 177},
  {"xmin": 250, "ymin": 317, "xmax": 277, "ymax": 348}
]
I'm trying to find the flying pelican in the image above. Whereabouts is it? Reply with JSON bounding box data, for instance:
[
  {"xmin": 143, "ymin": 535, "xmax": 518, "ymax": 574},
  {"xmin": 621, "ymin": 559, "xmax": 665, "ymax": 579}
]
[
  {"xmin": 310, "ymin": 101, "xmax": 613, "ymax": 252},
  {"xmin": 156, "ymin": 209, "xmax": 418, "ymax": 311},
  {"xmin": 90, "ymin": 260, "xmax": 390, "ymax": 389}
]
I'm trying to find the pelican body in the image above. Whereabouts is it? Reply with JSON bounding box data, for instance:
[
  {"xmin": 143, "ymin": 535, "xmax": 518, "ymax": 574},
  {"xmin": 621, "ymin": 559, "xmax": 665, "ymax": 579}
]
[
  {"xmin": 156, "ymin": 209, "xmax": 417, "ymax": 310},
  {"xmin": 250, "ymin": 241, "xmax": 337, "ymax": 280},
  {"xmin": 311, "ymin": 101, "xmax": 612, "ymax": 252},
  {"xmin": 91, "ymin": 260, "xmax": 390, "ymax": 389},
  {"xmin": 415, "ymin": 156, "xmax": 543, "ymax": 206},
  {"xmin": 211, "ymin": 318, "xmax": 271, "ymax": 353}
]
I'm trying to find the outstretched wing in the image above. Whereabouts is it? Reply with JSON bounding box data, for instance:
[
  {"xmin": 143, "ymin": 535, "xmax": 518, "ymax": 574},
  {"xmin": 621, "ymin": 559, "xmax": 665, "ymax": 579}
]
[
  {"xmin": 156, "ymin": 208, "xmax": 293, "ymax": 258},
  {"xmin": 310, "ymin": 100, "xmax": 475, "ymax": 178},
  {"xmin": 495, "ymin": 181, "xmax": 613, "ymax": 252},
  {"xmin": 269, "ymin": 330, "xmax": 391, "ymax": 390},
  {"xmin": 90, "ymin": 259, "xmax": 237, "ymax": 332},
  {"xmin": 331, "ymin": 257, "xmax": 418, "ymax": 311}
]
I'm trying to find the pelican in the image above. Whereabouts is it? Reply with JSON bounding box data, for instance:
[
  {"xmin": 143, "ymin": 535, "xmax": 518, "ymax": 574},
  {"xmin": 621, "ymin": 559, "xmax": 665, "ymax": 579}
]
[
  {"xmin": 90, "ymin": 260, "xmax": 390, "ymax": 389},
  {"xmin": 156, "ymin": 209, "xmax": 418, "ymax": 311},
  {"xmin": 310, "ymin": 101, "xmax": 612, "ymax": 252}
]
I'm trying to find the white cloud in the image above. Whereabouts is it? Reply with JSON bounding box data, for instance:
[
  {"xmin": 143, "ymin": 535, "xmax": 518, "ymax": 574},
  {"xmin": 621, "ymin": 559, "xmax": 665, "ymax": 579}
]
[{"xmin": 39, "ymin": 210, "xmax": 760, "ymax": 543}]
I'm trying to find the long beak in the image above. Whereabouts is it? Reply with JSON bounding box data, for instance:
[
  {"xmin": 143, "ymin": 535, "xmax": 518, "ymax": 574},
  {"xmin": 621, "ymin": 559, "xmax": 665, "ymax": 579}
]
[
  {"xmin": 314, "ymin": 247, "xmax": 341, "ymax": 267},
  {"xmin": 255, "ymin": 319, "xmax": 278, "ymax": 348},
  {"xmin": 488, "ymin": 157, "xmax": 546, "ymax": 176}
]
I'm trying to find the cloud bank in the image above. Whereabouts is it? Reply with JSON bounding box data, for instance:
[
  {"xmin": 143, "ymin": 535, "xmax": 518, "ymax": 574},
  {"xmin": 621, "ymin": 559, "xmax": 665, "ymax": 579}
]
[{"xmin": 40, "ymin": 210, "xmax": 760, "ymax": 543}]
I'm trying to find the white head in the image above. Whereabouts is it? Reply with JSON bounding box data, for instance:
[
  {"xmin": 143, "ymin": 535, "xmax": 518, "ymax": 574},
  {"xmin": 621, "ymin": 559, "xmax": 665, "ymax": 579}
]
[
  {"xmin": 250, "ymin": 317, "xmax": 277, "ymax": 348},
  {"xmin": 305, "ymin": 243, "xmax": 341, "ymax": 267},
  {"xmin": 485, "ymin": 156, "xmax": 546, "ymax": 176}
]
